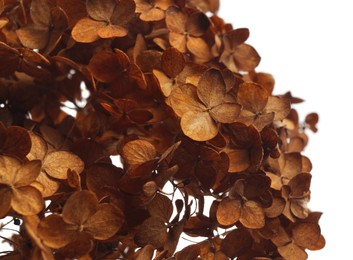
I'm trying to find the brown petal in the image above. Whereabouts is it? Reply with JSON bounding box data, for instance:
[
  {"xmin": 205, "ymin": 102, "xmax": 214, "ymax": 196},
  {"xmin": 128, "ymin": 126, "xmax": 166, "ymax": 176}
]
[
  {"xmin": 43, "ymin": 151, "xmax": 84, "ymax": 180},
  {"xmin": 16, "ymin": 24, "xmax": 49, "ymax": 49},
  {"xmin": 237, "ymin": 82, "xmax": 269, "ymax": 113},
  {"xmin": 288, "ymin": 173, "xmax": 312, "ymax": 198},
  {"xmin": 169, "ymin": 84, "xmax": 205, "ymax": 117},
  {"xmin": 32, "ymin": 171, "xmax": 60, "ymax": 198},
  {"xmin": 210, "ymin": 103, "xmax": 241, "ymax": 123},
  {"xmin": 264, "ymin": 96, "xmax": 291, "ymax": 121},
  {"xmin": 62, "ymin": 190, "xmax": 98, "ymax": 225},
  {"xmin": 221, "ymin": 229, "xmax": 253, "ymax": 258},
  {"xmin": 186, "ymin": 36, "xmax": 211, "ymax": 60},
  {"xmin": 30, "ymin": 0, "xmax": 54, "ymax": 26},
  {"xmin": 292, "ymin": 223, "xmax": 321, "ymax": 248},
  {"xmin": 181, "ymin": 110, "xmax": 218, "ymax": 141},
  {"xmin": 166, "ymin": 7, "xmax": 187, "ymax": 33},
  {"xmin": 0, "ymin": 155, "xmax": 22, "ymax": 185},
  {"xmin": 148, "ymin": 193, "xmax": 173, "ymax": 222},
  {"xmin": 305, "ymin": 113, "xmax": 319, "ymax": 132},
  {"xmin": 233, "ymin": 43, "xmax": 261, "ymax": 71},
  {"xmin": 57, "ymin": 0, "xmax": 86, "ymax": 28},
  {"xmin": 135, "ymin": 217, "xmax": 168, "ymax": 248},
  {"xmin": 122, "ymin": 139, "xmax": 156, "ymax": 165},
  {"xmin": 153, "ymin": 69, "xmax": 175, "ymax": 97},
  {"xmin": 264, "ymin": 197, "xmax": 285, "ymax": 218},
  {"xmin": 88, "ymin": 50, "xmax": 130, "ymax": 83},
  {"xmin": 216, "ymin": 198, "xmax": 241, "ymax": 226},
  {"xmin": 240, "ymin": 200, "xmax": 265, "ymax": 229},
  {"xmin": 86, "ymin": 0, "xmax": 116, "ymax": 21},
  {"xmin": 57, "ymin": 232, "xmax": 93, "ymax": 258},
  {"xmin": 0, "ymin": 43, "xmax": 20, "ymax": 77},
  {"xmin": 71, "ymin": 18, "xmax": 106, "ymax": 43},
  {"xmin": 227, "ymin": 149, "xmax": 250, "ymax": 173},
  {"xmin": 169, "ymin": 32, "xmax": 187, "ymax": 53},
  {"xmin": 11, "ymin": 186, "xmax": 44, "ymax": 215},
  {"xmin": 197, "ymin": 69, "xmax": 226, "ymax": 108},
  {"xmin": 186, "ymin": 12, "xmax": 210, "ymax": 37},
  {"xmin": 85, "ymin": 204, "xmax": 125, "ymax": 240},
  {"xmin": 0, "ymin": 186, "xmax": 12, "ymax": 218},
  {"xmin": 38, "ymin": 214, "xmax": 75, "ymax": 249},
  {"xmin": 140, "ymin": 7, "xmax": 165, "ymax": 21},
  {"xmin": 27, "ymin": 132, "xmax": 48, "ymax": 161},
  {"xmin": 111, "ymin": 0, "xmax": 136, "ymax": 25},
  {"xmin": 278, "ymin": 242, "xmax": 308, "ymax": 260},
  {"xmin": 162, "ymin": 47, "xmax": 185, "ymax": 78},
  {"xmin": 97, "ymin": 24, "xmax": 128, "ymax": 38},
  {"xmin": 13, "ymin": 160, "xmax": 41, "ymax": 187},
  {"xmin": 307, "ymin": 234, "xmax": 325, "ymax": 251},
  {"xmin": 2, "ymin": 126, "xmax": 31, "ymax": 160},
  {"xmin": 226, "ymin": 28, "xmax": 250, "ymax": 47}
]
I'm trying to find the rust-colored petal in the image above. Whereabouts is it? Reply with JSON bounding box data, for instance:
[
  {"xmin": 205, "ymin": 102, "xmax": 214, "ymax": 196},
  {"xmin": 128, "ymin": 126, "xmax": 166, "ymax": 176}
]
[
  {"xmin": 292, "ymin": 223, "xmax": 321, "ymax": 249},
  {"xmin": 13, "ymin": 160, "xmax": 41, "ymax": 187},
  {"xmin": 122, "ymin": 139, "xmax": 156, "ymax": 165},
  {"xmin": 187, "ymin": 36, "xmax": 211, "ymax": 60},
  {"xmin": 197, "ymin": 68, "xmax": 226, "ymax": 108},
  {"xmin": 37, "ymin": 214, "xmax": 75, "ymax": 249},
  {"xmin": 166, "ymin": 7, "xmax": 187, "ymax": 34},
  {"xmin": 181, "ymin": 110, "xmax": 218, "ymax": 141},
  {"xmin": 97, "ymin": 24, "xmax": 128, "ymax": 38},
  {"xmin": 0, "ymin": 186, "xmax": 12, "ymax": 218},
  {"xmin": 161, "ymin": 47, "xmax": 185, "ymax": 78},
  {"xmin": 86, "ymin": 0, "xmax": 116, "ymax": 21},
  {"xmin": 210, "ymin": 103, "xmax": 241, "ymax": 123},
  {"xmin": 278, "ymin": 242, "xmax": 308, "ymax": 260},
  {"xmin": 11, "ymin": 186, "xmax": 44, "ymax": 215},
  {"xmin": 16, "ymin": 24, "xmax": 49, "ymax": 49},
  {"xmin": 85, "ymin": 204, "xmax": 124, "ymax": 240},
  {"xmin": 237, "ymin": 82, "xmax": 269, "ymax": 113},
  {"xmin": 62, "ymin": 190, "xmax": 98, "ymax": 225},
  {"xmin": 216, "ymin": 198, "xmax": 241, "ymax": 226},
  {"xmin": 43, "ymin": 151, "xmax": 84, "ymax": 180},
  {"xmin": 240, "ymin": 200, "xmax": 265, "ymax": 229},
  {"xmin": 71, "ymin": 18, "xmax": 106, "ymax": 43}
]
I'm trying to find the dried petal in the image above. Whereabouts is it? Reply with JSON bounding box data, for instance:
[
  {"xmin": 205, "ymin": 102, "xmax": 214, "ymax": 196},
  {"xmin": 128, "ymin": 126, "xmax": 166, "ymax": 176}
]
[
  {"xmin": 43, "ymin": 151, "xmax": 84, "ymax": 179},
  {"xmin": 122, "ymin": 139, "xmax": 156, "ymax": 165},
  {"xmin": 216, "ymin": 198, "xmax": 241, "ymax": 226},
  {"xmin": 11, "ymin": 186, "xmax": 44, "ymax": 215},
  {"xmin": 181, "ymin": 110, "xmax": 218, "ymax": 141},
  {"xmin": 240, "ymin": 200, "xmax": 265, "ymax": 229},
  {"xmin": 278, "ymin": 242, "xmax": 308, "ymax": 260}
]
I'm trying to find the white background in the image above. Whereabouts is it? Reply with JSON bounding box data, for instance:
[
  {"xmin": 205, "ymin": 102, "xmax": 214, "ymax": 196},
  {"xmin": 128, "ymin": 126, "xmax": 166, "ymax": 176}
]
[{"xmin": 220, "ymin": 0, "xmax": 353, "ymax": 259}]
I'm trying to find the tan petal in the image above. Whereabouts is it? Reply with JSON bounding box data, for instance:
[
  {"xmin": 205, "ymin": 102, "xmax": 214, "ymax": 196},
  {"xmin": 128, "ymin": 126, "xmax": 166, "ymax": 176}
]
[
  {"xmin": 197, "ymin": 68, "xmax": 226, "ymax": 108},
  {"xmin": 140, "ymin": 7, "xmax": 165, "ymax": 21},
  {"xmin": 71, "ymin": 18, "xmax": 106, "ymax": 43},
  {"xmin": 216, "ymin": 198, "xmax": 241, "ymax": 226},
  {"xmin": 210, "ymin": 103, "xmax": 241, "ymax": 123},
  {"xmin": 27, "ymin": 132, "xmax": 48, "ymax": 161},
  {"xmin": 169, "ymin": 32, "xmax": 187, "ymax": 53},
  {"xmin": 37, "ymin": 214, "xmax": 75, "ymax": 249},
  {"xmin": 32, "ymin": 171, "xmax": 60, "ymax": 198},
  {"xmin": 85, "ymin": 204, "xmax": 125, "ymax": 240},
  {"xmin": 97, "ymin": 24, "xmax": 128, "ymax": 38},
  {"xmin": 122, "ymin": 139, "xmax": 156, "ymax": 166},
  {"xmin": 240, "ymin": 200, "xmax": 265, "ymax": 229},
  {"xmin": 62, "ymin": 190, "xmax": 98, "ymax": 225},
  {"xmin": 169, "ymin": 84, "xmax": 205, "ymax": 117},
  {"xmin": 278, "ymin": 242, "xmax": 308, "ymax": 260},
  {"xmin": 0, "ymin": 155, "xmax": 21, "ymax": 185},
  {"xmin": 166, "ymin": 7, "xmax": 187, "ymax": 33},
  {"xmin": 264, "ymin": 96, "xmax": 291, "ymax": 121},
  {"xmin": 186, "ymin": 36, "xmax": 211, "ymax": 60},
  {"xmin": 43, "ymin": 151, "xmax": 84, "ymax": 179},
  {"xmin": 186, "ymin": 12, "xmax": 210, "ymax": 37},
  {"xmin": 13, "ymin": 160, "xmax": 41, "ymax": 187},
  {"xmin": 253, "ymin": 112, "xmax": 275, "ymax": 131},
  {"xmin": 11, "ymin": 186, "xmax": 44, "ymax": 215},
  {"xmin": 153, "ymin": 69, "xmax": 174, "ymax": 97},
  {"xmin": 181, "ymin": 110, "xmax": 218, "ymax": 141}
]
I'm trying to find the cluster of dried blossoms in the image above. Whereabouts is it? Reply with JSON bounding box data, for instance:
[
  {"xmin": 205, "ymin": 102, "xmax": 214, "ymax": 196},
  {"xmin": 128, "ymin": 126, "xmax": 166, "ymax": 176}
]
[{"xmin": 0, "ymin": 0, "xmax": 324, "ymax": 259}]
